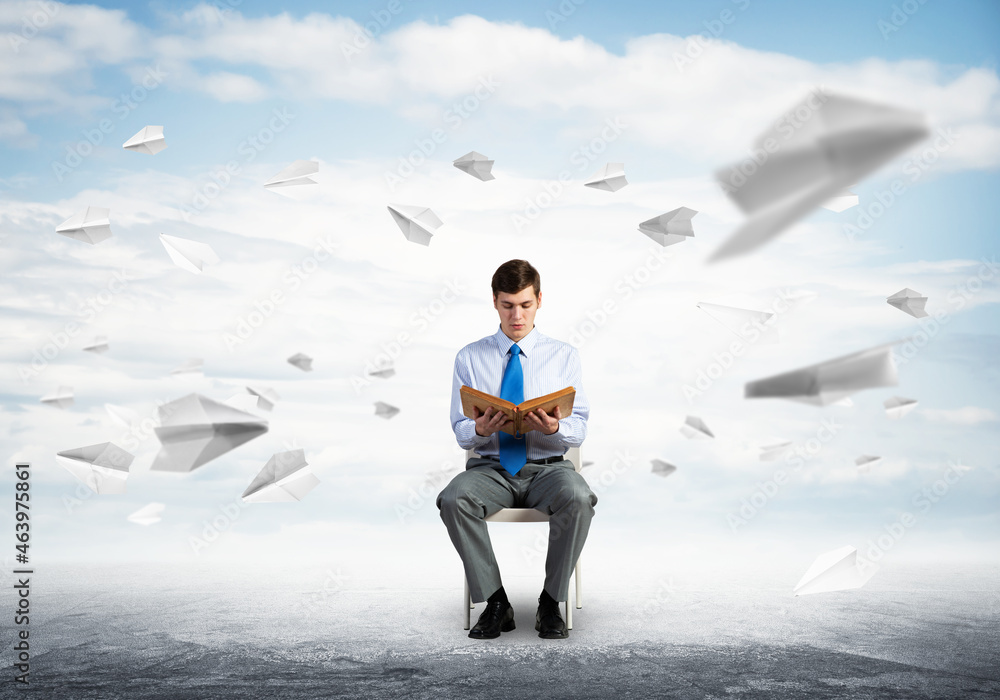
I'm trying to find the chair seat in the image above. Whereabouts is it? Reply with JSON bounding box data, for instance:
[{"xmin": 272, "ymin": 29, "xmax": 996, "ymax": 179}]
[{"xmin": 486, "ymin": 508, "xmax": 549, "ymax": 523}]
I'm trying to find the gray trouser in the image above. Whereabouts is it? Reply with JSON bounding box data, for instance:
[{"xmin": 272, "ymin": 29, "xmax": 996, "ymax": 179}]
[{"xmin": 436, "ymin": 456, "xmax": 598, "ymax": 603}]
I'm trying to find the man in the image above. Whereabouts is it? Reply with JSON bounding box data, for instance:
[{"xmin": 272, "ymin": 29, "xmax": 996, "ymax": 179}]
[{"xmin": 437, "ymin": 259, "xmax": 597, "ymax": 640}]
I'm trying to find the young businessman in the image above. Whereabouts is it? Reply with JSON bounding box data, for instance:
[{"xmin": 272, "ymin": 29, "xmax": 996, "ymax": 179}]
[{"xmin": 437, "ymin": 259, "xmax": 597, "ymax": 639}]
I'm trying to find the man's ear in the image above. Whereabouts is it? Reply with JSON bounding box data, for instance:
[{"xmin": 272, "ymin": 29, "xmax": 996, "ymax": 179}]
[
  {"xmin": 492, "ymin": 294, "xmax": 498, "ymax": 310},
  {"xmin": 536, "ymin": 291, "xmax": 542, "ymax": 309}
]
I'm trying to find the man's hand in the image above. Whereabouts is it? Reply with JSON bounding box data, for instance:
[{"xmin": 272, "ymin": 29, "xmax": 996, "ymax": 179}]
[
  {"xmin": 473, "ymin": 406, "xmax": 512, "ymax": 437},
  {"xmin": 522, "ymin": 405, "xmax": 561, "ymax": 435}
]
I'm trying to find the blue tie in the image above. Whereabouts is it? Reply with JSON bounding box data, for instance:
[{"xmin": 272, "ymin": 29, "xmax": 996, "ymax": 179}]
[{"xmin": 498, "ymin": 344, "xmax": 526, "ymax": 475}]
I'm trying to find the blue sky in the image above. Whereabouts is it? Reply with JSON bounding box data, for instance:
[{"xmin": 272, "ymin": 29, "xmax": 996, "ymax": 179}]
[{"xmin": 1, "ymin": 0, "xmax": 998, "ymax": 583}]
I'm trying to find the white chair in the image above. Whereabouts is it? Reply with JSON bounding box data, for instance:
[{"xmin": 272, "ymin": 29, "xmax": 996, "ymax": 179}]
[{"xmin": 462, "ymin": 446, "xmax": 584, "ymax": 630}]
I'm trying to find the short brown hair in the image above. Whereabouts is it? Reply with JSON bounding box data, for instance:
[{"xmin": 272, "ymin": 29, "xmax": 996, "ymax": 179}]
[{"xmin": 492, "ymin": 259, "xmax": 540, "ymax": 298}]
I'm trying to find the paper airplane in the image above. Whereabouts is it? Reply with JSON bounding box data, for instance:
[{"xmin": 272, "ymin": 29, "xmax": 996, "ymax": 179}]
[
  {"xmin": 453, "ymin": 151, "xmax": 495, "ymax": 181},
  {"xmin": 368, "ymin": 365, "xmax": 395, "ymax": 379},
  {"xmin": 711, "ymin": 93, "xmax": 928, "ymax": 261},
  {"xmin": 745, "ymin": 341, "xmax": 899, "ymax": 406},
  {"xmin": 886, "ymin": 288, "xmax": 928, "ymax": 318},
  {"xmin": 680, "ymin": 415, "xmax": 714, "ymax": 439},
  {"xmin": 160, "ymin": 233, "xmax": 220, "ymax": 274},
  {"xmin": 242, "ymin": 449, "xmax": 320, "ymax": 503},
  {"xmin": 584, "ymin": 162, "xmax": 628, "ymax": 192},
  {"xmin": 151, "ymin": 393, "xmax": 269, "ymax": 472},
  {"xmin": 651, "ymin": 459, "xmax": 677, "ymax": 477},
  {"xmin": 264, "ymin": 160, "xmax": 318, "ymax": 188},
  {"xmin": 82, "ymin": 335, "xmax": 109, "ymax": 353},
  {"xmin": 56, "ymin": 207, "xmax": 113, "ymax": 244},
  {"xmin": 105, "ymin": 403, "xmax": 140, "ymax": 428},
  {"xmin": 884, "ymin": 396, "xmax": 918, "ymax": 420},
  {"xmin": 387, "ymin": 204, "xmax": 443, "ymax": 246},
  {"xmin": 171, "ymin": 358, "xmax": 203, "ymax": 375},
  {"xmin": 287, "ymin": 353, "xmax": 313, "ymax": 371},
  {"xmin": 639, "ymin": 207, "xmax": 697, "ymax": 247},
  {"xmin": 697, "ymin": 302, "xmax": 778, "ymax": 344},
  {"xmin": 122, "ymin": 125, "xmax": 167, "ymax": 155},
  {"xmin": 127, "ymin": 502, "xmax": 165, "ymax": 525},
  {"xmin": 374, "ymin": 401, "xmax": 400, "ymax": 419},
  {"xmin": 821, "ymin": 189, "xmax": 858, "ymax": 212},
  {"xmin": 40, "ymin": 386, "xmax": 74, "ymax": 409},
  {"xmin": 855, "ymin": 455, "xmax": 882, "ymax": 471},
  {"xmin": 246, "ymin": 385, "xmax": 281, "ymax": 411},
  {"xmin": 794, "ymin": 545, "xmax": 876, "ymax": 595},
  {"xmin": 759, "ymin": 441, "xmax": 793, "ymax": 461},
  {"xmin": 56, "ymin": 442, "xmax": 134, "ymax": 494}
]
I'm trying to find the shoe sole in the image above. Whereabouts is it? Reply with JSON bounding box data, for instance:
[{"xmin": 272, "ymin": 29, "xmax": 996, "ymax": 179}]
[{"xmin": 468, "ymin": 617, "xmax": 515, "ymax": 639}]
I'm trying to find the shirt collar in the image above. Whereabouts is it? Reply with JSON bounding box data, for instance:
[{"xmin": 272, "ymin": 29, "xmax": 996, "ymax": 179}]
[{"xmin": 493, "ymin": 324, "xmax": 540, "ymax": 357}]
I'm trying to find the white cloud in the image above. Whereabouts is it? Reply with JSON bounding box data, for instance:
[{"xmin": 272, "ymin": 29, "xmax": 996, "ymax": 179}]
[{"xmin": 921, "ymin": 406, "xmax": 999, "ymax": 425}]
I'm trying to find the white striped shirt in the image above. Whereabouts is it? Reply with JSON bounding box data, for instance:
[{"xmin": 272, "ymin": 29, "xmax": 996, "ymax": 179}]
[{"xmin": 450, "ymin": 325, "xmax": 589, "ymax": 458}]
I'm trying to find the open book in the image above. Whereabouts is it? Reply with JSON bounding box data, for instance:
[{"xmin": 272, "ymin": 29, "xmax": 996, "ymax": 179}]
[{"xmin": 460, "ymin": 385, "xmax": 575, "ymax": 437}]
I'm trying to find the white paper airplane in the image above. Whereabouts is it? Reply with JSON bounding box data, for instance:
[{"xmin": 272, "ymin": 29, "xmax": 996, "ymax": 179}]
[
  {"xmin": 246, "ymin": 385, "xmax": 281, "ymax": 411},
  {"xmin": 287, "ymin": 353, "xmax": 313, "ymax": 371},
  {"xmin": 680, "ymin": 415, "xmax": 714, "ymax": 439},
  {"xmin": 759, "ymin": 441, "xmax": 793, "ymax": 461},
  {"xmin": 122, "ymin": 125, "xmax": 167, "ymax": 155},
  {"xmin": 374, "ymin": 401, "xmax": 400, "ymax": 419},
  {"xmin": 171, "ymin": 358, "xmax": 203, "ymax": 375},
  {"xmin": 886, "ymin": 288, "xmax": 928, "ymax": 318},
  {"xmin": 264, "ymin": 160, "xmax": 318, "ymax": 188},
  {"xmin": 127, "ymin": 502, "xmax": 165, "ymax": 525},
  {"xmin": 711, "ymin": 93, "xmax": 928, "ymax": 261},
  {"xmin": 821, "ymin": 189, "xmax": 859, "ymax": 212},
  {"xmin": 242, "ymin": 449, "xmax": 320, "ymax": 503},
  {"xmin": 745, "ymin": 341, "xmax": 899, "ymax": 406},
  {"xmin": 56, "ymin": 207, "xmax": 113, "ymax": 245},
  {"xmin": 151, "ymin": 393, "xmax": 269, "ymax": 472},
  {"xmin": 696, "ymin": 301, "xmax": 779, "ymax": 344},
  {"xmin": 794, "ymin": 545, "xmax": 876, "ymax": 595},
  {"xmin": 584, "ymin": 162, "xmax": 628, "ymax": 192},
  {"xmin": 855, "ymin": 454, "xmax": 882, "ymax": 471},
  {"xmin": 453, "ymin": 151, "xmax": 495, "ymax": 181},
  {"xmin": 387, "ymin": 204, "xmax": 443, "ymax": 246},
  {"xmin": 884, "ymin": 396, "xmax": 918, "ymax": 420},
  {"xmin": 56, "ymin": 442, "xmax": 134, "ymax": 494},
  {"xmin": 40, "ymin": 386, "xmax": 74, "ymax": 409},
  {"xmin": 159, "ymin": 233, "xmax": 220, "ymax": 274},
  {"xmin": 82, "ymin": 335, "xmax": 109, "ymax": 353},
  {"xmin": 651, "ymin": 459, "xmax": 677, "ymax": 477},
  {"xmin": 639, "ymin": 207, "xmax": 697, "ymax": 247},
  {"xmin": 368, "ymin": 365, "xmax": 395, "ymax": 379}
]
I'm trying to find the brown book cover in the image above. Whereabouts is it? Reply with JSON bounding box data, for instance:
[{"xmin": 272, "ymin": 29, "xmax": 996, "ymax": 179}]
[{"xmin": 460, "ymin": 385, "xmax": 575, "ymax": 436}]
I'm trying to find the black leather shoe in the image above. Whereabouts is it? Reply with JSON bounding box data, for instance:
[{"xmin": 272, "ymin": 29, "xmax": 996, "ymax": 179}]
[
  {"xmin": 469, "ymin": 600, "xmax": 515, "ymax": 639},
  {"xmin": 535, "ymin": 594, "xmax": 569, "ymax": 639}
]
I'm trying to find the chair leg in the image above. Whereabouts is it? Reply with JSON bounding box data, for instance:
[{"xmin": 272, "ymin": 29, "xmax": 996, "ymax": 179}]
[
  {"xmin": 464, "ymin": 577, "xmax": 471, "ymax": 630},
  {"xmin": 576, "ymin": 557, "xmax": 583, "ymax": 609},
  {"xmin": 566, "ymin": 571, "xmax": 573, "ymax": 630}
]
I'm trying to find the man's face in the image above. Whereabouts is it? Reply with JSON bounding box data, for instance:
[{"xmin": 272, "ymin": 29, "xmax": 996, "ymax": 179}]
[{"xmin": 493, "ymin": 286, "xmax": 541, "ymax": 342}]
